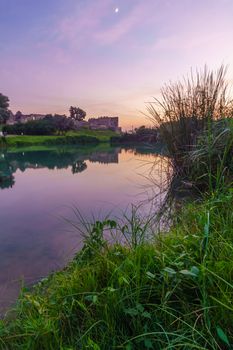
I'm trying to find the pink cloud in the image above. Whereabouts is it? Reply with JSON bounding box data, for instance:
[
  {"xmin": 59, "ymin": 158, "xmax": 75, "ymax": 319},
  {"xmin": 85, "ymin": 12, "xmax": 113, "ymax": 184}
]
[
  {"xmin": 54, "ymin": 0, "xmax": 115, "ymax": 47},
  {"xmin": 50, "ymin": 1, "xmax": 150, "ymax": 48},
  {"xmin": 94, "ymin": 3, "xmax": 148, "ymax": 45}
]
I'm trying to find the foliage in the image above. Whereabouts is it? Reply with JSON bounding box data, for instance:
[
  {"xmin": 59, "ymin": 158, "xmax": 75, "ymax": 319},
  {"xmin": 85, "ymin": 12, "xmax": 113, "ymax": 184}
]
[
  {"xmin": 0, "ymin": 93, "xmax": 9, "ymax": 109},
  {"xmin": 44, "ymin": 114, "xmax": 75, "ymax": 134},
  {"xmin": 1, "ymin": 189, "xmax": 233, "ymax": 349},
  {"xmin": 111, "ymin": 126, "xmax": 158, "ymax": 144},
  {"xmin": 188, "ymin": 118, "xmax": 233, "ymax": 190},
  {"xmin": 69, "ymin": 106, "xmax": 86, "ymax": 121},
  {"xmin": 0, "ymin": 109, "xmax": 11, "ymax": 125},
  {"xmin": 0, "ymin": 93, "xmax": 11, "ymax": 124},
  {"xmin": 3, "ymin": 115, "xmax": 75, "ymax": 136},
  {"xmin": 14, "ymin": 111, "xmax": 23, "ymax": 122},
  {"xmin": 3, "ymin": 120, "xmax": 57, "ymax": 135},
  {"xmin": 147, "ymin": 65, "xmax": 233, "ymax": 175}
]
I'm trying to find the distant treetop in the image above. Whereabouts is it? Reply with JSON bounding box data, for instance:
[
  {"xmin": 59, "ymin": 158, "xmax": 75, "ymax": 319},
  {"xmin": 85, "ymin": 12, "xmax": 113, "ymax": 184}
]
[
  {"xmin": 69, "ymin": 106, "xmax": 86, "ymax": 121},
  {"xmin": 0, "ymin": 93, "xmax": 11, "ymax": 124},
  {"xmin": 0, "ymin": 93, "xmax": 9, "ymax": 110}
]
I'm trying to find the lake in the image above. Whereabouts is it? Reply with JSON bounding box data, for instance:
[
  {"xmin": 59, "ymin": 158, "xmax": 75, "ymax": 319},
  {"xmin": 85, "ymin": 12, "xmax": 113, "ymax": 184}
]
[{"xmin": 0, "ymin": 144, "xmax": 168, "ymax": 313}]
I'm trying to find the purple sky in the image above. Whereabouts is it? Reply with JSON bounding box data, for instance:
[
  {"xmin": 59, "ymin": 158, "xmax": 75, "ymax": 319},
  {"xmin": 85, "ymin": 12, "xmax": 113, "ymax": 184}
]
[{"xmin": 1, "ymin": 0, "xmax": 233, "ymax": 129}]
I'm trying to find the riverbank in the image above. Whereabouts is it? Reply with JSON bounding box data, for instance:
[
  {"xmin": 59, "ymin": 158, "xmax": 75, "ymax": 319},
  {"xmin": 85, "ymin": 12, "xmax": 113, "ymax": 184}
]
[
  {"xmin": 0, "ymin": 129, "xmax": 117, "ymax": 148},
  {"xmin": 1, "ymin": 188, "xmax": 232, "ymax": 349}
]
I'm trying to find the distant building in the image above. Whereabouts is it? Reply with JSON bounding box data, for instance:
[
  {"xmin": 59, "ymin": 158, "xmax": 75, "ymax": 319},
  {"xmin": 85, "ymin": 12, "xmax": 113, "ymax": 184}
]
[
  {"xmin": 7, "ymin": 113, "xmax": 121, "ymax": 132},
  {"xmin": 7, "ymin": 113, "xmax": 46, "ymax": 125},
  {"xmin": 73, "ymin": 116, "xmax": 121, "ymax": 132},
  {"xmin": 88, "ymin": 117, "xmax": 121, "ymax": 132}
]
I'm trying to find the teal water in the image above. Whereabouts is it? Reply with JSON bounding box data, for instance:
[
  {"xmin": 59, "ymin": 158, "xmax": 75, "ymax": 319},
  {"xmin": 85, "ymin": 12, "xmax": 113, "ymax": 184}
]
[{"xmin": 0, "ymin": 145, "xmax": 167, "ymax": 312}]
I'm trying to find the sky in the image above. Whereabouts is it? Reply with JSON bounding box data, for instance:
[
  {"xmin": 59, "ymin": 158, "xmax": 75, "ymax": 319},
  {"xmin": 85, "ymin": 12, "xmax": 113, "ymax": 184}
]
[{"xmin": 0, "ymin": 0, "xmax": 233, "ymax": 129}]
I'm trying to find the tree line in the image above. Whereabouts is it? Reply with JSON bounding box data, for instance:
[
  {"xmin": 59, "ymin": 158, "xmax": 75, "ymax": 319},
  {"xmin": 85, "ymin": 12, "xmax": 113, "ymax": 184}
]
[{"xmin": 0, "ymin": 92, "xmax": 88, "ymax": 135}]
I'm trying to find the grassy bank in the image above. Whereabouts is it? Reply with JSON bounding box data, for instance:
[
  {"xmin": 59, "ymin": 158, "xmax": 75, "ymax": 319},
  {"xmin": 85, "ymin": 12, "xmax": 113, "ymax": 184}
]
[
  {"xmin": 0, "ymin": 129, "xmax": 117, "ymax": 148},
  {"xmin": 1, "ymin": 189, "xmax": 233, "ymax": 349}
]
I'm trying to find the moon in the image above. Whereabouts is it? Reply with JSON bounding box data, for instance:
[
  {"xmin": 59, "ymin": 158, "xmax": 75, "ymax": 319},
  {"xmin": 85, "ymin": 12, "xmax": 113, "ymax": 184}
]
[{"xmin": 115, "ymin": 7, "xmax": 119, "ymax": 13}]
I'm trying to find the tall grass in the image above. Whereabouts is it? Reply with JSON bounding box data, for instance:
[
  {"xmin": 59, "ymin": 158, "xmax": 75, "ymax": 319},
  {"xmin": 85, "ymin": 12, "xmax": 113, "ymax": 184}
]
[{"xmin": 147, "ymin": 65, "xmax": 233, "ymax": 180}]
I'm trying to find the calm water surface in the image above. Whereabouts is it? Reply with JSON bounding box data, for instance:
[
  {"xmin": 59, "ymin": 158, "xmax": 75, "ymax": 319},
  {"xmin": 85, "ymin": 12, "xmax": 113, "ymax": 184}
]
[{"xmin": 0, "ymin": 145, "xmax": 167, "ymax": 312}]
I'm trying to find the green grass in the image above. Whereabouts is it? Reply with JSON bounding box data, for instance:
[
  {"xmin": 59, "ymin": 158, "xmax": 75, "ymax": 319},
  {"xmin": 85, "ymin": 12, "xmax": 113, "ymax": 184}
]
[
  {"xmin": 3, "ymin": 142, "xmax": 114, "ymax": 154},
  {"xmin": 1, "ymin": 190, "xmax": 233, "ymax": 349},
  {"xmin": 66, "ymin": 129, "xmax": 117, "ymax": 142},
  {"xmin": 0, "ymin": 129, "xmax": 118, "ymax": 148}
]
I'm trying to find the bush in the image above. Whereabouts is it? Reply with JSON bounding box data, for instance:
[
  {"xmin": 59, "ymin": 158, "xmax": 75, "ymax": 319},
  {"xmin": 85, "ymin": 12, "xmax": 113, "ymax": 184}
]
[
  {"xmin": 3, "ymin": 115, "xmax": 75, "ymax": 136},
  {"xmin": 111, "ymin": 127, "xmax": 158, "ymax": 144},
  {"xmin": 3, "ymin": 120, "xmax": 56, "ymax": 135}
]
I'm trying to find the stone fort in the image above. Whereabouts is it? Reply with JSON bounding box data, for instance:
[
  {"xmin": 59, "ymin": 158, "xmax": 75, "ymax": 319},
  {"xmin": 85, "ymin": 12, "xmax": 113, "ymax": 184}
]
[{"xmin": 8, "ymin": 114, "xmax": 121, "ymax": 132}]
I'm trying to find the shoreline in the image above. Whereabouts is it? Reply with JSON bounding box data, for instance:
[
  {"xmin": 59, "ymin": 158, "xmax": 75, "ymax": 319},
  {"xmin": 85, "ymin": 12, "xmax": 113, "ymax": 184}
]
[
  {"xmin": 0, "ymin": 129, "xmax": 118, "ymax": 148},
  {"xmin": 1, "ymin": 190, "xmax": 233, "ymax": 348}
]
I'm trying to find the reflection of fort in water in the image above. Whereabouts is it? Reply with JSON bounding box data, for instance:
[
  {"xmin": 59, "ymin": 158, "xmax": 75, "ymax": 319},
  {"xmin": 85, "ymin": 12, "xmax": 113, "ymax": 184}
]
[
  {"xmin": 0, "ymin": 147, "xmax": 121, "ymax": 189},
  {"xmin": 0, "ymin": 145, "xmax": 161, "ymax": 189}
]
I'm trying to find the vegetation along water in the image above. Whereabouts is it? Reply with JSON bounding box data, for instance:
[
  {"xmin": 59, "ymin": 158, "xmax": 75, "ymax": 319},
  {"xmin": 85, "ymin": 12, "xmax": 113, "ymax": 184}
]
[{"xmin": 0, "ymin": 66, "xmax": 233, "ymax": 349}]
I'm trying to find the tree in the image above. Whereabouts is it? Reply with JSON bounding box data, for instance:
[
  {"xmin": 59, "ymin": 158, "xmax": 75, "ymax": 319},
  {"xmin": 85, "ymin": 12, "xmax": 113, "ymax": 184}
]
[
  {"xmin": 0, "ymin": 109, "xmax": 11, "ymax": 124},
  {"xmin": 69, "ymin": 106, "xmax": 86, "ymax": 121},
  {"xmin": 44, "ymin": 114, "xmax": 75, "ymax": 134},
  {"xmin": 0, "ymin": 93, "xmax": 9, "ymax": 109},
  {"xmin": 0, "ymin": 93, "xmax": 10, "ymax": 124},
  {"xmin": 53, "ymin": 114, "xmax": 75, "ymax": 134},
  {"xmin": 15, "ymin": 111, "xmax": 23, "ymax": 122},
  {"xmin": 72, "ymin": 161, "xmax": 87, "ymax": 174}
]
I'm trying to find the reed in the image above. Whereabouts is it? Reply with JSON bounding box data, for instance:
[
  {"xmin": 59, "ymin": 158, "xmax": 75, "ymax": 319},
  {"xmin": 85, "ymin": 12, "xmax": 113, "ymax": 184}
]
[{"xmin": 147, "ymin": 65, "xmax": 232, "ymax": 179}]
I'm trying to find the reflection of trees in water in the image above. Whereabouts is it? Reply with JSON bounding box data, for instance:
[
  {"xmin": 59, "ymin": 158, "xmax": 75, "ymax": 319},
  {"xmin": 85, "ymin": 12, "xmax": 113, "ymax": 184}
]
[
  {"xmin": 0, "ymin": 147, "xmax": 121, "ymax": 189},
  {"xmin": 0, "ymin": 153, "xmax": 16, "ymax": 189},
  {"xmin": 0, "ymin": 146, "xmax": 169, "ymax": 195},
  {"xmin": 121, "ymin": 144, "xmax": 167, "ymax": 157},
  {"xmin": 72, "ymin": 161, "xmax": 87, "ymax": 174},
  {"xmin": 0, "ymin": 175, "xmax": 15, "ymax": 189}
]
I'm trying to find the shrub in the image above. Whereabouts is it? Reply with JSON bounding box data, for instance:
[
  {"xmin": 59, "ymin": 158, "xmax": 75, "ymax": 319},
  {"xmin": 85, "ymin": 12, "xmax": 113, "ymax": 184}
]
[
  {"xmin": 3, "ymin": 120, "xmax": 56, "ymax": 135},
  {"xmin": 3, "ymin": 115, "xmax": 75, "ymax": 136}
]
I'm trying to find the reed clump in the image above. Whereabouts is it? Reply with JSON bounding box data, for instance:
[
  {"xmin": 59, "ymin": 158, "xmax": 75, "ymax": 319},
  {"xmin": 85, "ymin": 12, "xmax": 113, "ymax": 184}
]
[{"xmin": 147, "ymin": 65, "xmax": 233, "ymax": 189}]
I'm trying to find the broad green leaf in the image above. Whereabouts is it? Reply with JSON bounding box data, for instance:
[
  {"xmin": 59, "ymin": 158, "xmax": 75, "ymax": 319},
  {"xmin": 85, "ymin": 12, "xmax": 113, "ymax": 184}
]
[
  {"xmin": 124, "ymin": 307, "xmax": 139, "ymax": 317},
  {"xmin": 119, "ymin": 276, "xmax": 130, "ymax": 285},
  {"xmin": 146, "ymin": 271, "xmax": 156, "ymax": 279},
  {"xmin": 216, "ymin": 326, "xmax": 230, "ymax": 346},
  {"xmin": 84, "ymin": 294, "xmax": 98, "ymax": 304},
  {"xmin": 179, "ymin": 269, "xmax": 197, "ymax": 277},
  {"xmin": 190, "ymin": 266, "xmax": 200, "ymax": 276},
  {"xmin": 163, "ymin": 267, "xmax": 176, "ymax": 275},
  {"xmin": 142, "ymin": 311, "xmax": 151, "ymax": 319},
  {"xmin": 144, "ymin": 338, "xmax": 153, "ymax": 349}
]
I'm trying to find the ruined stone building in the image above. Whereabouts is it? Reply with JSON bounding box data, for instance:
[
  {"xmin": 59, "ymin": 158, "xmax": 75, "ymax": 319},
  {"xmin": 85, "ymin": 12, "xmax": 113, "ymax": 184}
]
[
  {"xmin": 71, "ymin": 116, "xmax": 121, "ymax": 132},
  {"xmin": 8, "ymin": 113, "xmax": 121, "ymax": 132},
  {"xmin": 88, "ymin": 117, "xmax": 121, "ymax": 131},
  {"xmin": 7, "ymin": 113, "xmax": 46, "ymax": 125}
]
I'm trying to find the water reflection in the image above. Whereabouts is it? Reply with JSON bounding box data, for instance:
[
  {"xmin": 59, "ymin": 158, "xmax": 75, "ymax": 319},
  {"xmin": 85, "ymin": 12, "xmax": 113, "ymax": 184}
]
[
  {"xmin": 0, "ymin": 146, "xmax": 121, "ymax": 187},
  {"xmin": 0, "ymin": 145, "xmax": 166, "ymax": 314},
  {"xmin": 0, "ymin": 145, "xmax": 164, "ymax": 189}
]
